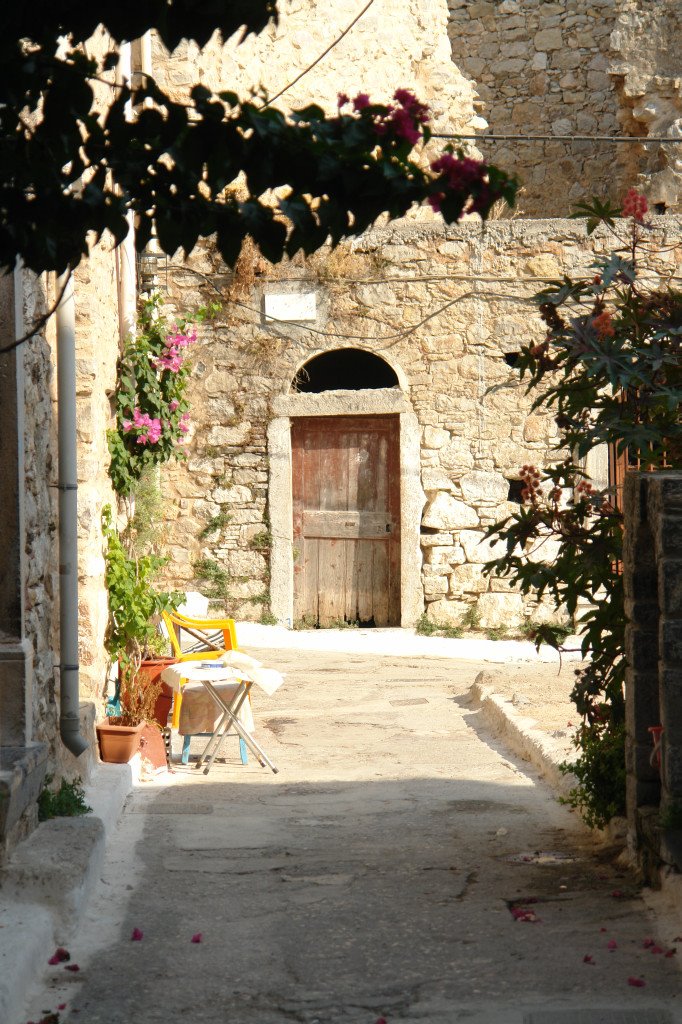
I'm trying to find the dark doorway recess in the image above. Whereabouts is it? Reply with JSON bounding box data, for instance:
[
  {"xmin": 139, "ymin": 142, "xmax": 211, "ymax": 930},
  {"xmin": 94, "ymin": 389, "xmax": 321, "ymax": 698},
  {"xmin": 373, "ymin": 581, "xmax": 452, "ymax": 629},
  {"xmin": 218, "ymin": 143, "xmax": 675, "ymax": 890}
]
[{"xmin": 293, "ymin": 348, "xmax": 399, "ymax": 392}]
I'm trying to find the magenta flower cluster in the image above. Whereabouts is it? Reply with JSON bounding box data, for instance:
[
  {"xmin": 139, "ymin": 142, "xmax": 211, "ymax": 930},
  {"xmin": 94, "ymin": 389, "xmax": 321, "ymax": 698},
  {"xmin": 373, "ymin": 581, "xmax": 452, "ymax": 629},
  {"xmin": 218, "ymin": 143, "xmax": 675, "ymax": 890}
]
[
  {"xmin": 122, "ymin": 408, "xmax": 163, "ymax": 445},
  {"xmin": 337, "ymin": 88, "xmax": 430, "ymax": 147},
  {"xmin": 428, "ymin": 152, "xmax": 489, "ymax": 214},
  {"xmin": 152, "ymin": 326, "xmax": 198, "ymax": 373}
]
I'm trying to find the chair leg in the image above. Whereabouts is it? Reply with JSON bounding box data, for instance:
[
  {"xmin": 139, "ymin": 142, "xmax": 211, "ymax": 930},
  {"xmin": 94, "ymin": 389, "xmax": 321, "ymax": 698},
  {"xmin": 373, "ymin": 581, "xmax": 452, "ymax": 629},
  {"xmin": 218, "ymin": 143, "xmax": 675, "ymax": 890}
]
[
  {"xmin": 181, "ymin": 734, "xmax": 192, "ymax": 765},
  {"xmin": 239, "ymin": 737, "xmax": 248, "ymax": 765}
]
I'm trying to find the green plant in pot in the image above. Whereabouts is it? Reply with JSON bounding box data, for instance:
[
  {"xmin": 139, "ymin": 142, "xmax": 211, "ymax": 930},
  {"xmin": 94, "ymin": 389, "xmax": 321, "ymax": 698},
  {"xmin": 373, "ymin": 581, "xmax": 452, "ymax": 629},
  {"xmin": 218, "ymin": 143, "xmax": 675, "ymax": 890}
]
[{"xmin": 99, "ymin": 505, "xmax": 183, "ymax": 763}]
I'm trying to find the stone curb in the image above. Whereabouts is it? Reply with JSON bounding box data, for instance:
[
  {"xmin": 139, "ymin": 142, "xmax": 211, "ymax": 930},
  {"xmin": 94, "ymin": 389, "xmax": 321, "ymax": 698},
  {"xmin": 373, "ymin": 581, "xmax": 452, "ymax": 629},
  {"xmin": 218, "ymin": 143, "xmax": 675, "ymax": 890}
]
[
  {"xmin": 471, "ymin": 676, "xmax": 578, "ymax": 799},
  {"xmin": 0, "ymin": 759, "xmax": 137, "ymax": 1024}
]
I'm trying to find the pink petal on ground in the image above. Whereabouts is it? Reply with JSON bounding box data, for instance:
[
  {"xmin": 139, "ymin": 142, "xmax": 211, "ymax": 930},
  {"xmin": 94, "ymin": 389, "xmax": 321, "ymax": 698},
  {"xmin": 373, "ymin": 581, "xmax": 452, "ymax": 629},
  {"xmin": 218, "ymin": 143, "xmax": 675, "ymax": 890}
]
[
  {"xmin": 375, "ymin": 1019, "xmax": 388, "ymax": 1024},
  {"xmin": 665, "ymin": 949, "xmax": 677, "ymax": 958},
  {"xmin": 627, "ymin": 976, "xmax": 646, "ymax": 987},
  {"xmin": 48, "ymin": 947, "xmax": 70, "ymax": 965},
  {"xmin": 643, "ymin": 938, "xmax": 655, "ymax": 948},
  {"xmin": 58, "ymin": 1006, "xmax": 67, "ymax": 1011},
  {"xmin": 607, "ymin": 939, "xmax": 618, "ymax": 950},
  {"xmin": 64, "ymin": 964, "xmax": 80, "ymax": 972},
  {"xmin": 131, "ymin": 928, "xmax": 144, "ymax": 941},
  {"xmin": 583, "ymin": 955, "xmax": 594, "ymax": 964},
  {"xmin": 600, "ymin": 927, "xmax": 607, "ymax": 933},
  {"xmin": 651, "ymin": 946, "xmax": 664, "ymax": 954},
  {"xmin": 611, "ymin": 889, "xmax": 624, "ymax": 898},
  {"xmin": 191, "ymin": 933, "xmax": 202, "ymax": 943}
]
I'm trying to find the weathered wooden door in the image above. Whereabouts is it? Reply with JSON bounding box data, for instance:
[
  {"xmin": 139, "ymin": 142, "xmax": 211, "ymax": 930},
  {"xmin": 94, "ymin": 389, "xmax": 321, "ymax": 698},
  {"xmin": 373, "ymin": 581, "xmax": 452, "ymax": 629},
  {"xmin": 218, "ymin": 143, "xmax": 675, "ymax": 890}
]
[{"xmin": 292, "ymin": 415, "xmax": 400, "ymax": 627}]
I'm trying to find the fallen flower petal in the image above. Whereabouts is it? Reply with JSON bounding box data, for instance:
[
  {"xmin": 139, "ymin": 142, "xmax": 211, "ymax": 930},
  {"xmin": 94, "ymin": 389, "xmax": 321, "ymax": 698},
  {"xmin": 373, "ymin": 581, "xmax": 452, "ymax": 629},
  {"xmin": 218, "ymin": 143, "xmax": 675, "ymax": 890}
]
[
  {"xmin": 611, "ymin": 889, "xmax": 624, "ymax": 898},
  {"xmin": 64, "ymin": 964, "xmax": 80, "ymax": 972},
  {"xmin": 643, "ymin": 938, "xmax": 655, "ymax": 948},
  {"xmin": 375, "ymin": 1018, "xmax": 388, "ymax": 1024},
  {"xmin": 58, "ymin": 1006, "xmax": 67, "ymax": 1011},
  {"xmin": 665, "ymin": 948, "xmax": 677, "ymax": 958},
  {"xmin": 651, "ymin": 945, "xmax": 664, "ymax": 954},
  {"xmin": 607, "ymin": 939, "xmax": 618, "ymax": 950},
  {"xmin": 600, "ymin": 927, "xmax": 607, "ymax": 933},
  {"xmin": 583, "ymin": 955, "xmax": 594, "ymax": 964},
  {"xmin": 627, "ymin": 976, "xmax": 646, "ymax": 987},
  {"xmin": 191, "ymin": 933, "xmax": 202, "ymax": 943},
  {"xmin": 48, "ymin": 947, "xmax": 70, "ymax": 965},
  {"xmin": 131, "ymin": 928, "xmax": 144, "ymax": 941}
]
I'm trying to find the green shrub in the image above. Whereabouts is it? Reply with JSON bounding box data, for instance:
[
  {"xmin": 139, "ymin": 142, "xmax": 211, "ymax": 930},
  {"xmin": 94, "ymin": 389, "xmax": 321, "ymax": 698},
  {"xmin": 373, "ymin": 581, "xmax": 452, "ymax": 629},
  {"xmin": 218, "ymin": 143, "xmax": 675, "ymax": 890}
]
[{"xmin": 38, "ymin": 776, "xmax": 91, "ymax": 822}]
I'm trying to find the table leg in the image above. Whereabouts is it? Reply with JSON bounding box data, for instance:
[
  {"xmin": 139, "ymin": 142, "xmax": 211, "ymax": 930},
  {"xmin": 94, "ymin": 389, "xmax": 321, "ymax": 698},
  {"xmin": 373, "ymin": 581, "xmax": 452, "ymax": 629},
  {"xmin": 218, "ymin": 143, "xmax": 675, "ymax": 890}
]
[{"xmin": 201, "ymin": 680, "xmax": 278, "ymax": 774}]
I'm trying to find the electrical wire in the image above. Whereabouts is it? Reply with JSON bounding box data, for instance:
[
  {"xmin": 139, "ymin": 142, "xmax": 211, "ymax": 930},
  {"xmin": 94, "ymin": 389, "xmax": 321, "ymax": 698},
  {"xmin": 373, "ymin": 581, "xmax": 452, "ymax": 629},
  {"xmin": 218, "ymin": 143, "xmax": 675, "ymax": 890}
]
[{"xmin": 261, "ymin": 0, "xmax": 375, "ymax": 109}]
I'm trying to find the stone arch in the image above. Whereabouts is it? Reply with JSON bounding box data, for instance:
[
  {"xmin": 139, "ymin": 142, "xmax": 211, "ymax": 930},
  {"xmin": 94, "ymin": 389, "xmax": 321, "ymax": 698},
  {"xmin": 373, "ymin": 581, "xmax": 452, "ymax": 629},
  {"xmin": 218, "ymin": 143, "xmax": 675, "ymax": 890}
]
[{"xmin": 291, "ymin": 348, "xmax": 402, "ymax": 393}]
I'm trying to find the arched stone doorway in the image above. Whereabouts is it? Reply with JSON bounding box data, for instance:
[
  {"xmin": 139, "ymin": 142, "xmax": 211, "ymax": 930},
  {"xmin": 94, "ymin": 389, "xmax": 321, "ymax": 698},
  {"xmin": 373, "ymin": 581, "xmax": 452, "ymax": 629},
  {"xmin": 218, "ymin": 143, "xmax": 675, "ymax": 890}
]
[{"xmin": 268, "ymin": 348, "xmax": 423, "ymax": 628}]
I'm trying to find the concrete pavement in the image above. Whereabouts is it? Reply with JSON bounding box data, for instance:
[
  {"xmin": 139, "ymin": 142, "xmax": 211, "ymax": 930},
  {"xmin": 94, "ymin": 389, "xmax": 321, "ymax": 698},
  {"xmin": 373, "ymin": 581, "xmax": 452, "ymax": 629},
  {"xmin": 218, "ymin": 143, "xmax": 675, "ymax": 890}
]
[{"xmin": 16, "ymin": 640, "xmax": 682, "ymax": 1024}]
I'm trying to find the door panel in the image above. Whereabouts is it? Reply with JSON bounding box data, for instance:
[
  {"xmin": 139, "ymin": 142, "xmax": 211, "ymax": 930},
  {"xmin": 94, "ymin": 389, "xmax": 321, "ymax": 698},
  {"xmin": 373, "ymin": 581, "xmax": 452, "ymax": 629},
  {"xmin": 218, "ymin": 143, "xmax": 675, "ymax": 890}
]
[{"xmin": 292, "ymin": 415, "xmax": 400, "ymax": 626}]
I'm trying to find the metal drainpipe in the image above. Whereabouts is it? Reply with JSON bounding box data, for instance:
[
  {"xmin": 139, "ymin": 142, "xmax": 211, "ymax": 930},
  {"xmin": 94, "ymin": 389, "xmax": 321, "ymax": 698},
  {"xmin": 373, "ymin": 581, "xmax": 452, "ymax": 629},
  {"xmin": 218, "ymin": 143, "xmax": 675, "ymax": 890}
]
[{"xmin": 56, "ymin": 270, "xmax": 88, "ymax": 756}]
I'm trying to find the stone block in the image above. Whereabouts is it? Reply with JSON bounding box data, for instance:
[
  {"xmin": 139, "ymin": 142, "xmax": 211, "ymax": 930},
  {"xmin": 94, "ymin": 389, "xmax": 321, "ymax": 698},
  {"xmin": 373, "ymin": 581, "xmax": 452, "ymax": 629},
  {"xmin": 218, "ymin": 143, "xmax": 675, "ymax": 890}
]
[
  {"xmin": 459, "ymin": 529, "xmax": 506, "ymax": 563},
  {"xmin": 625, "ymin": 625, "xmax": 659, "ymax": 669},
  {"xmin": 421, "ymin": 530, "xmax": 454, "ymax": 549},
  {"xmin": 423, "ymin": 426, "xmax": 450, "ymax": 449},
  {"xmin": 439, "ymin": 438, "xmax": 475, "ymax": 471},
  {"xmin": 213, "ymin": 485, "xmax": 252, "ymax": 504},
  {"xmin": 450, "ymin": 564, "xmax": 487, "ymax": 594},
  {"xmin": 459, "ymin": 470, "xmax": 508, "ymax": 504},
  {"xmin": 534, "ymin": 27, "xmax": 562, "ymax": 50},
  {"xmin": 661, "ymin": 620, "xmax": 682, "ymax": 665},
  {"xmin": 228, "ymin": 549, "xmax": 267, "ymax": 578},
  {"xmin": 422, "ymin": 493, "xmax": 479, "ymax": 530},
  {"xmin": 425, "ymin": 545, "xmax": 465, "ymax": 567},
  {"xmin": 207, "ymin": 424, "xmax": 250, "ymax": 446},
  {"xmin": 476, "ymin": 592, "xmax": 524, "ymax": 628},
  {"xmin": 424, "ymin": 575, "xmax": 449, "ymax": 597},
  {"xmin": 425, "ymin": 599, "xmax": 468, "ymax": 627},
  {"xmin": 422, "ymin": 468, "xmax": 455, "ymax": 492}
]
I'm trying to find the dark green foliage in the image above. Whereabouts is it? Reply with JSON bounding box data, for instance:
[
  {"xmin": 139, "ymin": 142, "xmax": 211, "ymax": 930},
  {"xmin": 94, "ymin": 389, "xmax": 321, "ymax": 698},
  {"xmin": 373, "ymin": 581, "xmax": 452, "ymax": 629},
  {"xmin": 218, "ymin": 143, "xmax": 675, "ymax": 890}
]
[
  {"xmin": 485, "ymin": 195, "xmax": 682, "ymax": 827},
  {"xmin": 0, "ymin": 6, "xmax": 516, "ymax": 279},
  {"xmin": 193, "ymin": 557, "xmax": 231, "ymax": 599},
  {"xmin": 38, "ymin": 775, "xmax": 91, "ymax": 821}
]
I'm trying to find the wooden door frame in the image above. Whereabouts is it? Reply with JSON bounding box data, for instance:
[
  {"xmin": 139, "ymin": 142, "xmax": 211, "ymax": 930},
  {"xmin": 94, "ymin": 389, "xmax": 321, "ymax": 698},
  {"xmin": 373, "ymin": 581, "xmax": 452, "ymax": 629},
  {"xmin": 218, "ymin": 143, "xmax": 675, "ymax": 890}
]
[{"xmin": 267, "ymin": 388, "xmax": 423, "ymax": 628}]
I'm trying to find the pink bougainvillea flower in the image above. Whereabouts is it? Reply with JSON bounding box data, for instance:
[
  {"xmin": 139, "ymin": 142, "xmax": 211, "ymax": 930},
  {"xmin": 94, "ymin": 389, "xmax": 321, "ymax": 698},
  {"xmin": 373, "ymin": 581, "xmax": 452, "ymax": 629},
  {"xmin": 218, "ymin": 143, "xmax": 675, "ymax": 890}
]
[
  {"xmin": 191, "ymin": 933, "xmax": 203, "ymax": 943},
  {"xmin": 627, "ymin": 976, "xmax": 646, "ymax": 987},
  {"xmin": 131, "ymin": 928, "xmax": 144, "ymax": 941},
  {"xmin": 48, "ymin": 947, "xmax": 70, "ymax": 964},
  {"xmin": 511, "ymin": 906, "xmax": 539, "ymax": 923},
  {"xmin": 64, "ymin": 964, "xmax": 80, "ymax": 972},
  {"xmin": 58, "ymin": 1005, "xmax": 67, "ymax": 1011},
  {"xmin": 583, "ymin": 954, "xmax": 594, "ymax": 964},
  {"xmin": 337, "ymin": 92, "xmax": 349, "ymax": 109},
  {"xmin": 650, "ymin": 945, "xmax": 664, "ymax": 954},
  {"xmin": 169, "ymin": 399, "xmax": 179, "ymax": 412},
  {"xmin": 607, "ymin": 939, "xmax": 618, "ymax": 950},
  {"xmin": 353, "ymin": 92, "xmax": 370, "ymax": 111}
]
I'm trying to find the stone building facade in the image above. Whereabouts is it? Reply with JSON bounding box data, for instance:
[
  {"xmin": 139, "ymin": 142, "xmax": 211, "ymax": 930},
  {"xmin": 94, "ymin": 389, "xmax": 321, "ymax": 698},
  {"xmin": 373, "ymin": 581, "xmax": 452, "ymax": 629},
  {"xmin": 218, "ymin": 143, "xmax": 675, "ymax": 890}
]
[{"xmin": 160, "ymin": 216, "xmax": 682, "ymax": 629}]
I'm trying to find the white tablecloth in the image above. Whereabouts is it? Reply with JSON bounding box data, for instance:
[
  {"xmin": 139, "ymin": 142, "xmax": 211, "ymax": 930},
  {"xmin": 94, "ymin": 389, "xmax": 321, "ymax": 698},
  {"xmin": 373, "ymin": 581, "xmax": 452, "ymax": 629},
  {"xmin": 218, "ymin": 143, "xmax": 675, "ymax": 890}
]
[{"xmin": 160, "ymin": 656, "xmax": 284, "ymax": 736}]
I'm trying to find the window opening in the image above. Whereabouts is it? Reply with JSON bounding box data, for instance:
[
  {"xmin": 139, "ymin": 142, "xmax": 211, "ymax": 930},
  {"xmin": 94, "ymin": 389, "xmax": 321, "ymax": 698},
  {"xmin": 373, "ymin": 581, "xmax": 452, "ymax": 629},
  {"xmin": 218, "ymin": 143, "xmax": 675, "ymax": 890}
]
[{"xmin": 292, "ymin": 348, "xmax": 399, "ymax": 393}]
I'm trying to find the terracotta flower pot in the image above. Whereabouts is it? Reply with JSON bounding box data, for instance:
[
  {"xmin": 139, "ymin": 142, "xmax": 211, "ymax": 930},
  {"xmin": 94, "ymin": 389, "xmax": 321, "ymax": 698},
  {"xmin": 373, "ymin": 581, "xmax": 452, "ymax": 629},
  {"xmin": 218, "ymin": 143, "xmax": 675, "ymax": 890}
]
[
  {"xmin": 139, "ymin": 722, "xmax": 169, "ymax": 771},
  {"xmin": 96, "ymin": 721, "xmax": 144, "ymax": 764}
]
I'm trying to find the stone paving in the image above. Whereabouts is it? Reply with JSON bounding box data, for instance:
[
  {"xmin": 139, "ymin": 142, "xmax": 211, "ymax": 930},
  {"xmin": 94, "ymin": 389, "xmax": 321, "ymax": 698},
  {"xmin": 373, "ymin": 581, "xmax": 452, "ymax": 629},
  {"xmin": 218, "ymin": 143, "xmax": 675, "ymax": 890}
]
[{"xmin": 20, "ymin": 642, "xmax": 682, "ymax": 1024}]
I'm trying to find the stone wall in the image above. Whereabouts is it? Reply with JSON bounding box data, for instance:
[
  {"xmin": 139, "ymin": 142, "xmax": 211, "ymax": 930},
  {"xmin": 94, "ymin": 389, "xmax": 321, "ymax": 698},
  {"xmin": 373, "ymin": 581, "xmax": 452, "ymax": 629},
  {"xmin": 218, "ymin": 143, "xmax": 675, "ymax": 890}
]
[
  {"xmin": 152, "ymin": 0, "xmax": 480, "ymax": 138},
  {"xmin": 159, "ymin": 216, "xmax": 682, "ymax": 630},
  {"xmin": 448, "ymin": 0, "xmax": 682, "ymax": 215},
  {"xmin": 623, "ymin": 472, "xmax": 682, "ymax": 880}
]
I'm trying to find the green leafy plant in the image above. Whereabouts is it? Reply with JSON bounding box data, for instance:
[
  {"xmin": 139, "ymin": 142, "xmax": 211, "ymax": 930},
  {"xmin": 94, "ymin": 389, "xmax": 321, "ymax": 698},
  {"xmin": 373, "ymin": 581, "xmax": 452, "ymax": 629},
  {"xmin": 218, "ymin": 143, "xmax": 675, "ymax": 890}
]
[
  {"xmin": 485, "ymin": 626, "xmax": 508, "ymax": 641},
  {"xmin": 103, "ymin": 504, "xmax": 182, "ymax": 720},
  {"xmin": 193, "ymin": 557, "xmax": 231, "ymax": 600},
  {"xmin": 460, "ymin": 605, "xmax": 481, "ymax": 631},
  {"xmin": 108, "ymin": 294, "xmax": 210, "ymax": 496},
  {"xmin": 485, "ymin": 189, "xmax": 682, "ymax": 828},
  {"xmin": 260, "ymin": 610, "xmax": 278, "ymax": 626},
  {"xmin": 38, "ymin": 775, "xmax": 91, "ymax": 822},
  {"xmin": 249, "ymin": 530, "xmax": 272, "ymax": 551},
  {"xmin": 415, "ymin": 613, "xmax": 463, "ymax": 639},
  {"xmin": 199, "ymin": 511, "xmax": 233, "ymax": 540}
]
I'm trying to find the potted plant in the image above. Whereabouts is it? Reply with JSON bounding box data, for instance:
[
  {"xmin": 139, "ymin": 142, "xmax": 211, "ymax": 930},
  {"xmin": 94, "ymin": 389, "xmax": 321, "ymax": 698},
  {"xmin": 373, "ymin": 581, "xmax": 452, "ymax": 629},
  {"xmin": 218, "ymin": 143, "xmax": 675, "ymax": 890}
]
[{"xmin": 99, "ymin": 505, "xmax": 182, "ymax": 765}]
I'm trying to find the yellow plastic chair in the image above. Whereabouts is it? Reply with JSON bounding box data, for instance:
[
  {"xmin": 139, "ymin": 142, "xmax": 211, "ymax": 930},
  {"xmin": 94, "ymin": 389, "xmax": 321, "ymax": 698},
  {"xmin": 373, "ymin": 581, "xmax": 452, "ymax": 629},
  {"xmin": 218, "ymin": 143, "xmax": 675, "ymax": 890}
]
[{"xmin": 162, "ymin": 610, "xmax": 248, "ymax": 764}]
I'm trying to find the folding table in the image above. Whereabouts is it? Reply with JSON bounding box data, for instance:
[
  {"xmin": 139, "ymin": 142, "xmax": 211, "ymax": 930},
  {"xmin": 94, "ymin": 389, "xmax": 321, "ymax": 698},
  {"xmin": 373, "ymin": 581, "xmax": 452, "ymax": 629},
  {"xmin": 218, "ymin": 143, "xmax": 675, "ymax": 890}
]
[{"xmin": 160, "ymin": 658, "xmax": 281, "ymax": 775}]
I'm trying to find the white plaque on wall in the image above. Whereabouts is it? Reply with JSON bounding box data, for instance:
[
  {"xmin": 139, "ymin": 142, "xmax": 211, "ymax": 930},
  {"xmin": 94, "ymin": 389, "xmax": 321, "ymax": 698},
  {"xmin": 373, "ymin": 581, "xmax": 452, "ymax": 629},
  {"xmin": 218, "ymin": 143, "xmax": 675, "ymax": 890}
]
[{"xmin": 264, "ymin": 292, "xmax": 317, "ymax": 322}]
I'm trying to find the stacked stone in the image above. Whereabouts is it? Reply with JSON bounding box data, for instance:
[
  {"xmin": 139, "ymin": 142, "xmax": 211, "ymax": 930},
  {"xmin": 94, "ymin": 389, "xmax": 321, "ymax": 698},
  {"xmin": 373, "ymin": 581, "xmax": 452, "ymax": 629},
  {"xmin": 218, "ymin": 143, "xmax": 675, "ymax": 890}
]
[
  {"xmin": 159, "ymin": 217, "xmax": 682, "ymax": 624},
  {"xmin": 447, "ymin": 0, "xmax": 671, "ymax": 216}
]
